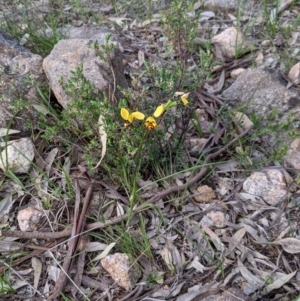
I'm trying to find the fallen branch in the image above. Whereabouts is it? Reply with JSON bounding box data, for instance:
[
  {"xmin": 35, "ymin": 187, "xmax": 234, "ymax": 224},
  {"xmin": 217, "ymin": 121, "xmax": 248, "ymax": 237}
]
[{"xmin": 1, "ymin": 126, "xmax": 252, "ymax": 241}]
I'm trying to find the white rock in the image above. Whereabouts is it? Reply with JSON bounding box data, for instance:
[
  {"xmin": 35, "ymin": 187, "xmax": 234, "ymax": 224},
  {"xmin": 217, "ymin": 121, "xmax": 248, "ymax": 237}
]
[
  {"xmin": 206, "ymin": 211, "xmax": 226, "ymax": 228},
  {"xmin": 0, "ymin": 138, "xmax": 35, "ymax": 173},
  {"xmin": 261, "ymin": 40, "xmax": 270, "ymax": 46},
  {"xmin": 288, "ymin": 62, "xmax": 300, "ymax": 85},
  {"xmin": 101, "ymin": 253, "xmax": 141, "ymax": 290},
  {"xmin": 243, "ymin": 169, "xmax": 287, "ymax": 205},
  {"xmin": 212, "ymin": 27, "xmax": 244, "ymax": 59},
  {"xmin": 17, "ymin": 207, "xmax": 45, "ymax": 231},
  {"xmin": 230, "ymin": 68, "xmax": 245, "ymax": 79}
]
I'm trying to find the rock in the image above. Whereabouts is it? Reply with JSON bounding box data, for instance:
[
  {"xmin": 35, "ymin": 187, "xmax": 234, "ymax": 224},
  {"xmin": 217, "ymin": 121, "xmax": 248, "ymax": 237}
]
[
  {"xmin": 230, "ymin": 68, "xmax": 245, "ymax": 79},
  {"xmin": 0, "ymin": 138, "xmax": 35, "ymax": 173},
  {"xmin": 43, "ymin": 34, "xmax": 127, "ymax": 108},
  {"xmin": 243, "ymin": 169, "xmax": 287, "ymax": 205},
  {"xmin": 211, "ymin": 27, "xmax": 244, "ymax": 59},
  {"xmin": 17, "ymin": 206, "xmax": 45, "ymax": 231},
  {"xmin": 0, "ymin": 30, "xmax": 46, "ymax": 130},
  {"xmin": 285, "ymin": 138, "xmax": 300, "ymax": 170},
  {"xmin": 261, "ymin": 39, "xmax": 271, "ymax": 47},
  {"xmin": 222, "ymin": 68, "xmax": 300, "ymax": 122},
  {"xmin": 203, "ymin": 0, "xmax": 251, "ymax": 10},
  {"xmin": 101, "ymin": 253, "xmax": 141, "ymax": 290},
  {"xmin": 199, "ymin": 11, "xmax": 215, "ymax": 22},
  {"xmin": 193, "ymin": 185, "xmax": 216, "ymax": 203},
  {"xmin": 288, "ymin": 62, "xmax": 300, "ymax": 85},
  {"xmin": 206, "ymin": 211, "xmax": 226, "ymax": 228},
  {"xmin": 44, "ymin": 25, "xmax": 114, "ymax": 41}
]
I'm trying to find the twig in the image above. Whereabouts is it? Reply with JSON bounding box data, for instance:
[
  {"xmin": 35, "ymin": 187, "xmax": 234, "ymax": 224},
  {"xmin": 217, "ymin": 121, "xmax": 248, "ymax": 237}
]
[{"xmin": 48, "ymin": 181, "xmax": 94, "ymax": 300}]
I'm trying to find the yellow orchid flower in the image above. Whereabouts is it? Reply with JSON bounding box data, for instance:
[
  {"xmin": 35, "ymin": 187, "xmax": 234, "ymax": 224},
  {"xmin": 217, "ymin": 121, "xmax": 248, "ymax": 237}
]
[
  {"xmin": 144, "ymin": 116, "xmax": 157, "ymax": 130},
  {"xmin": 181, "ymin": 92, "xmax": 190, "ymax": 106},
  {"xmin": 153, "ymin": 104, "xmax": 165, "ymax": 118},
  {"xmin": 121, "ymin": 108, "xmax": 145, "ymax": 123}
]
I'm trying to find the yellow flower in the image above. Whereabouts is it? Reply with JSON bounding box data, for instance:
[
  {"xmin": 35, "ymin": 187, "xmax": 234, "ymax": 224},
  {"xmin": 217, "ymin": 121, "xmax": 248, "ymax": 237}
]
[
  {"xmin": 181, "ymin": 92, "xmax": 190, "ymax": 105},
  {"xmin": 153, "ymin": 104, "xmax": 165, "ymax": 118},
  {"xmin": 121, "ymin": 108, "xmax": 145, "ymax": 123},
  {"xmin": 144, "ymin": 116, "xmax": 157, "ymax": 130}
]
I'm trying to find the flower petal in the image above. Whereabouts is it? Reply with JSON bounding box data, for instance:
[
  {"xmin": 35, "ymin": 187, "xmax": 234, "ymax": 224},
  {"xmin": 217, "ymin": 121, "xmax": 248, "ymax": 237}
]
[
  {"xmin": 153, "ymin": 105, "xmax": 165, "ymax": 117},
  {"xmin": 131, "ymin": 111, "xmax": 145, "ymax": 120},
  {"xmin": 121, "ymin": 108, "xmax": 130, "ymax": 121},
  {"xmin": 145, "ymin": 116, "xmax": 157, "ymax": 130},
  {"xmin": 128, "ymin": 114, "xmax": 134, "ymax": 123},
  {"xmin": 181, "ymin": 92, "xmax": 190, "ymax": 106}
]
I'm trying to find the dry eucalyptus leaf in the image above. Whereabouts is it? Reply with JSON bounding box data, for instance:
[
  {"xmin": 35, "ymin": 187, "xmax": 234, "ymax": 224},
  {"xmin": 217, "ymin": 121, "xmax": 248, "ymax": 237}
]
[
  {"xmin": 261, "ymin": 238, "xmax": 300, "ymax": 254},
  {"xmin": 262, "ymin": 270, "xmax": 297, "ymax": 295},
  {"xmin": 238, "ymin": 257, "xmax": 264, "ymax": 287},
  {"xmin": 92, "ymin": 242, "xmax": 116, "ymax": 261},
  {"xmin": 0, "ymin": 128, "xmax": 20, "ymax": 137},
  {"xmin": 48, "ymin": 265, "xmax": 61, "ymax": 282},
  {"xmin": 32, "ymin": 104, "xmax": 51, "ymax": 116},
  {"xmin": 137, "ymin": 179, "xmax": 158, "ymax": 192},
  {"xmin": 289, "ymin": 32, "xmax": 299, "ymax": 46},
  {"xmin": 32, "ymin": 257, "xmax": 42, "ymax": 289},
  {"xmin": 202, "ymin": 224, "xmax": 224, "ymax": 252},
  {"xmin": 138, "ymin": 50, "xmax": 145, "ymax": 67},
  {"xmin": 84, "ymin": 242, "xmax": 109, "ymax": 252},
  {"xmin": 93, "ymin": 115, "xmax": 107, "ymax": 169},
  {"xmin": 160, "ymin": 247, "xmax": 174, "ymax": 271}
]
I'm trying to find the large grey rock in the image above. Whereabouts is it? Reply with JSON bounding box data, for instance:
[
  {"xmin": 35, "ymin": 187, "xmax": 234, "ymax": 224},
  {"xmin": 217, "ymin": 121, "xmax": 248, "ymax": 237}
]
[
  {"xmin": 43, "ymin": 33, "xmax": 127, "ymax": 108},
  {"xmin": 0, "ymin": 30, "xmax": 46, "ymax": 130},
  {"xmin": 221, "ymin": 68, "xmax": 300, "ymax": 122}
]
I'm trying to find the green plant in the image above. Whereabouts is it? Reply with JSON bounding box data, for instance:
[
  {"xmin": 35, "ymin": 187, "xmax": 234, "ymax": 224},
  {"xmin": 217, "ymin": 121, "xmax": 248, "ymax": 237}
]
[
  {"xmin": 0, "ymin": 274, "xmax": 14, "ymax": 294},
  {"xmin": 146, "ymin": 271, "xmax": 164, "ymax": 286}
]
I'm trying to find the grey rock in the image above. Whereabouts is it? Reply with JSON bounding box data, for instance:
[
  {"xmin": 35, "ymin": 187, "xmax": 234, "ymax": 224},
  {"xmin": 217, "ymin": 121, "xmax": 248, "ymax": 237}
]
[
  {"xmin": 0, "ymin": 137, "xmax": 35, "ymax": 173},
  {"xmin": 212, "ymin": 27, "xmax": 244, "ymax": 59},
  {"xmin": 243, "ymin": 169, "xmax": 287, "ymax": 205},
  {"xmin": 43, "ymin": 35, "xmax": 127, "ymax": 108},
  {"xmin": 0, "ymin": 30, "xmax": 46, "ymax": 130},
  {"xmin": 221, "ymin": 68, "xmax": 300, "ymax": 122}
]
